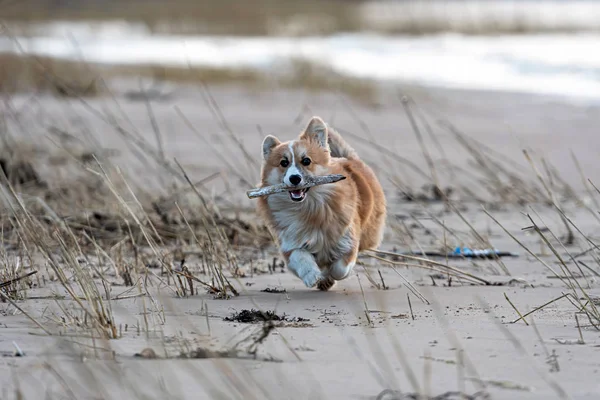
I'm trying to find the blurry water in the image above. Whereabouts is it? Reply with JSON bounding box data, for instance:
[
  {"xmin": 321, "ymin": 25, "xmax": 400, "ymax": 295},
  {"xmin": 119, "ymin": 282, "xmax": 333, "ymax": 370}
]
[{"xmin": 2, "ymin": 20, "xmax": 599, "ymax": 103}]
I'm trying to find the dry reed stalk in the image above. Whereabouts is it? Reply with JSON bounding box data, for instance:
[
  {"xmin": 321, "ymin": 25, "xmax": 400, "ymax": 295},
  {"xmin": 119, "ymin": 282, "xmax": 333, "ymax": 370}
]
[
  {"xmin": 371, "ymin": 257, "xmax": 429, "ymax": 304},
  {"xmin": 401, "ymin": 96, "xmax": 442, "ymax": 198},
  {"xmin": 174, "ymin": 202, "xmax": 238, "ymax": 297},
  {"xmin": 485, "ymin": 207, "xmax": 600, "ymax": 328},
  {"xmin": 365, "ymin": 249, "xmax": 491, "ymax": 285},
  {"xmin": 529, "ymin": 208, "xmax": 591, "ymax": 288},
  {"xmin": 524, "ymin": 213, "xmax": 600, "ymax": 324},
  {"xmin": 0, "ymin": 291, "xmax": 51, "ymax": 335},
  {"xmin": 366, "ymin": 254, "xmax": 482, "ymax": 286},
  {"xmin": 426, "ymin": 293, "xmax": 487, "ymax": 392},
  {"xmin": 174, "ymin": 106, "xmax": 255, "ymax": 188},
  {"xmin": 475, "ymin": 296, "xmax": 569, "ymax": 399},
  {"xmin": 406, "ymin": 98, "xmax": 551, "ymax": 204},
  {"xmin": 200, "ymin": 84, "xmax": 260, "ymax": 177},
  {"xmin": 86, "ymin": 158, "xmax": 182, "ymax": 297},
  {"xmin": 338, "ymin": 127, "xmax": 430, "ymax": 181},
  {"xmin": 0, "ymin": 170, "xmax": 120, "ymax": 338},
  {"xmin": 358, "ymin": 261, "xmax": 382, "ymax": 290},
  {"xmin": 510, "ymin": 293, "xmax": 570, "ymax": 324},
  {"xmin": 356, "ymin": 273, "xmax": 372, "ymax": 327}
]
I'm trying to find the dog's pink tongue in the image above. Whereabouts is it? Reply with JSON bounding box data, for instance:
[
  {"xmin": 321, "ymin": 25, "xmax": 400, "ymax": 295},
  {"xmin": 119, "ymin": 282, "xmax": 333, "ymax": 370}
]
[{"xmin": 291, "ymin": 190, "xmax": 302, "ymax": 196}]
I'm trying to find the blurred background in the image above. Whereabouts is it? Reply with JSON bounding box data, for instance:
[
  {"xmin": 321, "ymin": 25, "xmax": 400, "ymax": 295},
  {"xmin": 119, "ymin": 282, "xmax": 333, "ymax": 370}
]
[
  {"xmin": 1, "ymin": 0, "xmax": 600, "ymax": 101},
  {"xmin": 0, "ymin": 0, "xmax": 599, "ymax": 205}
]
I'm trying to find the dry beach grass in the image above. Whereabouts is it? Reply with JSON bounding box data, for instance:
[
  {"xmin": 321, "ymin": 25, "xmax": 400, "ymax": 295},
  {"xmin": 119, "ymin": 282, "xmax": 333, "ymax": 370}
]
[{"xmin": 0, "ymin": 52, "xmax": 379, "ymax": 105}]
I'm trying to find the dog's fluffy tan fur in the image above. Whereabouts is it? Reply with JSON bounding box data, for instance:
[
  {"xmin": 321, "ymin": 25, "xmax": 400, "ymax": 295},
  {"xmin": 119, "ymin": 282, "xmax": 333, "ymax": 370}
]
[{"xmin": 257, "ymin": 116, "xmax": 386, "ymax": 290}]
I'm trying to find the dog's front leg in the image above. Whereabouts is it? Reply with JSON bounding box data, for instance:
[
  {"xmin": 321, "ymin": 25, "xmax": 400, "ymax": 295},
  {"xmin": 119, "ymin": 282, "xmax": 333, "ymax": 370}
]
[
  {"xmin": 329, "ymin": 246, "xmax": 358, "ymax": 282},
  {"xmin": 285, "ymin": 249, "xmax": 323, "ymax": 288}
]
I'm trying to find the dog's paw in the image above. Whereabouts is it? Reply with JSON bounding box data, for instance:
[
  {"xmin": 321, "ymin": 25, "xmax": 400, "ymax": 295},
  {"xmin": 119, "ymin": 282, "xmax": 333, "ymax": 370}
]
[
  {"xmin": 317, "ymin": 276, "xmax": 336, "ymax": 291},
  {"xmin": 300, "ymin": 268, "xmax": 324, "ymax": 288}
]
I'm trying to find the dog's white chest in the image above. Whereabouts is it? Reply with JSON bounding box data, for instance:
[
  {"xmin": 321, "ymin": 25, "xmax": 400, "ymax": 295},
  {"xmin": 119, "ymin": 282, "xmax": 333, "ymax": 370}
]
[{"xmin": 269, "ymin": 198, "xmax": 352, "ymax": 265}]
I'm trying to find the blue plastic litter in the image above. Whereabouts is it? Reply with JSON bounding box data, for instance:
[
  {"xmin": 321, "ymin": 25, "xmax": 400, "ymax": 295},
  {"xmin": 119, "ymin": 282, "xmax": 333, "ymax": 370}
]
[
  {"xmin": 452, "ymin": 246, "xmax": 506, "ymax": 257},
  {"xmin": 401, "ymin": 248, "xmax": 518, "ymax": 258}
]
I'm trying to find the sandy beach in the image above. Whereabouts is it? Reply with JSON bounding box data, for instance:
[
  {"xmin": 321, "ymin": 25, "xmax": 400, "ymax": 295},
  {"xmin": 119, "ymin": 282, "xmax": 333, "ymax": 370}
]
[
  {"xmin": 1, "ymin": 2, "xmax": 600, "ymax": 397},
  {"xmin": 0, "ymin": 75, "xmax": 599, "ymax": 400}
]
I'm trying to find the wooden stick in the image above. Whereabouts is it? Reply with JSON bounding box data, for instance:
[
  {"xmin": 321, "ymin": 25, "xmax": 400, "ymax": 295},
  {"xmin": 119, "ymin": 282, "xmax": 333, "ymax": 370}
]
[{"xmin": 246, "ymin": 174, "xmax": 346, "ymax": 199}]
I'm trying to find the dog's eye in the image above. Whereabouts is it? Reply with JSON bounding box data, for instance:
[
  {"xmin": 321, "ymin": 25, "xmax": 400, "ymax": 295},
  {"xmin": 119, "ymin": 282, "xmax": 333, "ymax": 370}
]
[
  {"xmin": 280, "ymin": 159, "xmax": 289, "ymax": 167},
  {"xmin": 301, "ymin": 158, "xmax": 311, "ymax": 166}
]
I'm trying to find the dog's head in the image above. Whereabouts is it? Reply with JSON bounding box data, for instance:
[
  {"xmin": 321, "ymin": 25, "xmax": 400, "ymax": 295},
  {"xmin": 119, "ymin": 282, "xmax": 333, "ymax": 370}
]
[{"xmin": 260, "ymin": 116, "xmax": 331, "ymax": 203}]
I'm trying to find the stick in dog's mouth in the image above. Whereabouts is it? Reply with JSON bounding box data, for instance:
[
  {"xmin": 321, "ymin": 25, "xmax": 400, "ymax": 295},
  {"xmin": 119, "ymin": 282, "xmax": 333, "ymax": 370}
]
[
  {"xmin": 289, "ymin": 187, "xmax": 311, "ymax": 202},
  {"xmin": 246, "ymin": 174, "xmax": 346, "ymax": 199}
]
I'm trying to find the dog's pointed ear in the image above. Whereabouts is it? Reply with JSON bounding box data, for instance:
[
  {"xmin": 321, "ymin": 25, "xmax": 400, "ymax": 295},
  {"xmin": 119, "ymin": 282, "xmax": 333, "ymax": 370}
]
[
  {"xmin": 301, "ymin": 116, "xmax": 329, "ymax": 149},
  {"xmin": 262, "ymin": 135, "xmax": 281, "ymax": 160}
]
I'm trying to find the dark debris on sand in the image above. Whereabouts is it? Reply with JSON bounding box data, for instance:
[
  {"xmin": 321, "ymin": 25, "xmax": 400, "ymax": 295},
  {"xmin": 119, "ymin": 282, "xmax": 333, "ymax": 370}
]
[
  {"xmin": 260, "ymin": 287, "xmax": 287, "ymax": 294},
  {"xmin": 179, "ymin": 347, "xmax": 281, "ymax": 362},
  {"xmin": 376, "ymin": 390, "xmax": 490, "ymax": 400},
  {"xmin": 399, "ymin": 184, "xmax": 454, "ymax": 203},
  {"xmin": 224, "ymin": 309, "xmax": 309, "ymax": 324},
  {"xmin": 134, "ymin": 347, "xmax": 281, "ymax": 362}
]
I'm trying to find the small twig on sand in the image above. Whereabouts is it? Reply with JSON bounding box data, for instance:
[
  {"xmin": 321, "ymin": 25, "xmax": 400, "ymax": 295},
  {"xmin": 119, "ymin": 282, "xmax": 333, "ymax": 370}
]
[
  {"xmin": 356, "ymin": 273, "xmax": 372, "ymax": 327},
  {"xmin": 377, "ymin": 270, "xmax": 387, "ymax": 290},
  {"xmin": 575, "ymin": 313, "xmax": 585, "ymax": 344},
  {"xmin": 0, "ymin": 270, "xmax": 37, "ymax": 289},
  {"xmin": 407, "ymin": 293, "xmax": 415, "ymax": 320},
  {"xmin": 246, "ymin": 174, "xmax": 346, "ymax": 199},
  {"xmin": 504, "ymin": 292, "xmax": 529, "ymax": 326}
]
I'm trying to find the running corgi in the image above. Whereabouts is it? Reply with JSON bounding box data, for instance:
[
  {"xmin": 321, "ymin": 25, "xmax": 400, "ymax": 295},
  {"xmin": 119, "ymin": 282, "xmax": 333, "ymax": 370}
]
[{"xmin": 257, "ymin": 116, "xmax": 386, "ymax": 291}]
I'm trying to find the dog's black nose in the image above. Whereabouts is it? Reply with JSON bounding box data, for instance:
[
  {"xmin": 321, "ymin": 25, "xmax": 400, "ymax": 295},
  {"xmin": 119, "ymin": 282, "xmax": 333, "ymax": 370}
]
[{"xmin": 289, "ymin": 175, "xmax": 302, "ymax": 186}]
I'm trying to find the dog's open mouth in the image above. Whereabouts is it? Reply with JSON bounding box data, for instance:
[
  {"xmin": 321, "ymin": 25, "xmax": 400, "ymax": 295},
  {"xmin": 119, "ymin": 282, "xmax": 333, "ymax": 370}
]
[{"xmin": 289, "ymin": 187, "xmax": 310, "ymax": 202}]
